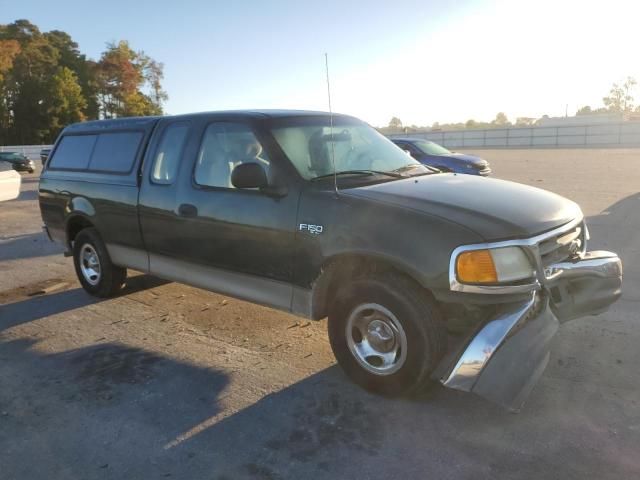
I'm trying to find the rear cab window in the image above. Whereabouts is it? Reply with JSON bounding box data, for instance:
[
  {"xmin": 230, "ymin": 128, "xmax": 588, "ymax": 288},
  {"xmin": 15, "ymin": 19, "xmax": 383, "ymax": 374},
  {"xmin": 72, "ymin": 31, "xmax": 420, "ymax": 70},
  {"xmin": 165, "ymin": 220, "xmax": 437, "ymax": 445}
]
[
  {"xmin": 48, "ymin": 131, "xmax": 144, "ymax": 174},
  {"xmin": 48, "ymin": 135, "xmax": 97, "ymax": 170},
  {"xmin": 89, "ymin": 132, "xmax": 143, "ymax": 173}
]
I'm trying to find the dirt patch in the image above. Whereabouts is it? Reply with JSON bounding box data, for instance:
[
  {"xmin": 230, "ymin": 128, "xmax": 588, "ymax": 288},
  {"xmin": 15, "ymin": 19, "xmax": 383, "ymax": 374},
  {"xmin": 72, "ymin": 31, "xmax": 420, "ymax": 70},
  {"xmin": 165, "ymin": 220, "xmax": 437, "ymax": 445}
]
[{"xmin": 0, "ymin": 277, "xmax": 72, "ymax": 305}]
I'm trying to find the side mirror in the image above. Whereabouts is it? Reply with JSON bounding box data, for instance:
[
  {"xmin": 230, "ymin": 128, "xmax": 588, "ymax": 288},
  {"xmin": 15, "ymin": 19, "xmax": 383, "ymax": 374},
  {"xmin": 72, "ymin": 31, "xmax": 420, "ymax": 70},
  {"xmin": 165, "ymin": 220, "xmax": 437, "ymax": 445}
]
[
  {"xmin": 403, "ymin": 149, "xmax": 412, "ymax": 156},
  {"xmin": 231, "ymin": 162, "xmax": 268, "ymax": 189}
]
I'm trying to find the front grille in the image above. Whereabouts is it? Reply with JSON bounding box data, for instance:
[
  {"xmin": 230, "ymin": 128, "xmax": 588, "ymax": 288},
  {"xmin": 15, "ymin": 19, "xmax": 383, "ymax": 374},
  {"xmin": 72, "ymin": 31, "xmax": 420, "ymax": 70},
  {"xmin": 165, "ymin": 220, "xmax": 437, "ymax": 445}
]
[{"xmin": 538, "ymin": 221, "xmax": 585, "ymax": 266}]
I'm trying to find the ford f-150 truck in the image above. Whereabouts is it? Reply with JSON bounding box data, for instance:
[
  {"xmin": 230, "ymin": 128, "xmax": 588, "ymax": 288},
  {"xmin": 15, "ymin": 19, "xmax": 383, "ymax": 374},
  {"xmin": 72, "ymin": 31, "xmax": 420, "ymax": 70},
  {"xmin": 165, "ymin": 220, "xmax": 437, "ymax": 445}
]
[{"xmin": 39, "ymin": 110, "xmax": 623, "ymax": 411}]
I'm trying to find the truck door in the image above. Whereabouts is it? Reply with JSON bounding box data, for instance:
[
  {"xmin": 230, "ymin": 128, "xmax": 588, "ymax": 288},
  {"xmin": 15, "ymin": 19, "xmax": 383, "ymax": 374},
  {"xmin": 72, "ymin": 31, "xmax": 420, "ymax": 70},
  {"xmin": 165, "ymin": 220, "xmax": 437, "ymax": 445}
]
[
  {"xmin": 139, "ymin": 118, "xmax": 298, "ymax": 311},
  {"xmin": 138, "ymin": 119, "xmax": 193, "ymax": 259}
]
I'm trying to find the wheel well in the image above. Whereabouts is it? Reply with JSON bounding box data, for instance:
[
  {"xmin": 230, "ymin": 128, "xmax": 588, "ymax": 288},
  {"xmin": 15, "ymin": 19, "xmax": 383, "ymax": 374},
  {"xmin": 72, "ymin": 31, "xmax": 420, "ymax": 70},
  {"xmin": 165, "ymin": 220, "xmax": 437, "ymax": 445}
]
[
  {"xmin": 66, "ymin": 216, "xmax": 94, "ymax": 248},
  {"xmin": 311, "ymin": 254, "xmax": 428, "ymax": 320}
]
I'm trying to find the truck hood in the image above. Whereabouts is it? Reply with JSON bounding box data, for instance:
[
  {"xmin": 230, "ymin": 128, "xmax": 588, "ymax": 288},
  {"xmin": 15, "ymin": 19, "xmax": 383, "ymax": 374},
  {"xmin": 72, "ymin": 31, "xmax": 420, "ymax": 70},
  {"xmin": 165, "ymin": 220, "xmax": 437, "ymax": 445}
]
[{"xmin": 343, "ymin": 173, "xmax": 582, "ymax": 240}]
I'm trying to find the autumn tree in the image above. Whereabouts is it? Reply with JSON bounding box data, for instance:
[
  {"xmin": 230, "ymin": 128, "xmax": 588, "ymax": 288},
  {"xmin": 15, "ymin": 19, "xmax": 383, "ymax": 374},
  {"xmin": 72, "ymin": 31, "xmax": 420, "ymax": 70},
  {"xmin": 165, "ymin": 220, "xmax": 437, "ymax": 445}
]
[
  {"xmin": 0, "ymin": 38, "xmax": 20, "ymax": 137},
  {"xmin": 0, "ymin": 20, "xmax": 167, "ymax": 143},
  {"xmin": 0, "ymin": 20, "xmax": 61, "ymax": 143},
  {"xmin": 95, "ymin": 41, "xmax": 166, "ymax": 118}
]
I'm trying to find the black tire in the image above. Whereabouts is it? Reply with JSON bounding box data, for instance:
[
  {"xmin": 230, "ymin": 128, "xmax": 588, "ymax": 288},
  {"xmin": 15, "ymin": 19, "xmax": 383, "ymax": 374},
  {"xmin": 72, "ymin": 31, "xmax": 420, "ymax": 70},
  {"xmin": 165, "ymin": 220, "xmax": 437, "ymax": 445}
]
[
  {"xmin": 73, "ymin": 227, "xmax": 127, "ymax": 297},
  {"xmin": 328, "ymin": 272, "xmax": 447, "ymax": 397}
]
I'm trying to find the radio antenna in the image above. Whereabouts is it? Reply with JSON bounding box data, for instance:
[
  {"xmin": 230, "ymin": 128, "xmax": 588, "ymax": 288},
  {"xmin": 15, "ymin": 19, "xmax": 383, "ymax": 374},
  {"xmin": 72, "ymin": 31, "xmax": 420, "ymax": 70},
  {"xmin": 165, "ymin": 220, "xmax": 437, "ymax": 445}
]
[{"xmin": 325, "ymin": 52, "xmax": 338, "ymax": 196}]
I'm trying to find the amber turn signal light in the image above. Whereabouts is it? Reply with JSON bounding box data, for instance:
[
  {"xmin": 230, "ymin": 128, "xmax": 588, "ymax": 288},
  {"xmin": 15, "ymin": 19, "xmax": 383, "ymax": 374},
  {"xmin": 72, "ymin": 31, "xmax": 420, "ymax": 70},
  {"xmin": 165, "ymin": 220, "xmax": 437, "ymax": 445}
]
[{"xmin": 456, "ymin": 249, "xmax": 498, "ymax": 284}]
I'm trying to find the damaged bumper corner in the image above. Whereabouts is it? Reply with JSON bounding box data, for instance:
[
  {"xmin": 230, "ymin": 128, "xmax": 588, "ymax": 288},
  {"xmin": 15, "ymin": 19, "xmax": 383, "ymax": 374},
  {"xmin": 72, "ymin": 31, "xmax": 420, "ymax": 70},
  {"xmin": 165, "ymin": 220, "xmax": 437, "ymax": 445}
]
[{"xmin": 439, "ymin": 250, "xmax": 622, "ymax": 411}]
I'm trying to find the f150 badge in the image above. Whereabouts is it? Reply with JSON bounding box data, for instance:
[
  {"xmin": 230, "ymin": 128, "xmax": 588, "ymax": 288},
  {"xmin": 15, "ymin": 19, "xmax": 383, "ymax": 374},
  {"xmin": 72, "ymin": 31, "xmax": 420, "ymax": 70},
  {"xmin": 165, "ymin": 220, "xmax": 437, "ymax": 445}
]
[{"xmin": 299, "ymin": 223, "xmax": 324, "ymax": 235}]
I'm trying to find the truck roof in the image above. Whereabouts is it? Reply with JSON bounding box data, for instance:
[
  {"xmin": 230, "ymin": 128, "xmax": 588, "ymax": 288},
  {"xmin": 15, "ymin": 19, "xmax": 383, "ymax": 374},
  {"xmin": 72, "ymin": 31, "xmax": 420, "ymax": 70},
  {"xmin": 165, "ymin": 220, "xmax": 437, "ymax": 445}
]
[{"xmin": 63, "ymin": 109, "xmax": 354, "ymax": 134}]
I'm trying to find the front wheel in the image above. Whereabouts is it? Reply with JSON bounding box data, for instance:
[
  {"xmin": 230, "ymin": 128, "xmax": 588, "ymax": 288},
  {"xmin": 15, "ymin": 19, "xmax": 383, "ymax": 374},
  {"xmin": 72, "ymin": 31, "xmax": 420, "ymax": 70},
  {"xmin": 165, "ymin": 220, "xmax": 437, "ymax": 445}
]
[
  {"xmin": 328, "ymin": 273, "xmax": 447, "ymax": 396},
  {"xmin": 73, "ymin": 227, "xmax": 127, "ymax": 297}
]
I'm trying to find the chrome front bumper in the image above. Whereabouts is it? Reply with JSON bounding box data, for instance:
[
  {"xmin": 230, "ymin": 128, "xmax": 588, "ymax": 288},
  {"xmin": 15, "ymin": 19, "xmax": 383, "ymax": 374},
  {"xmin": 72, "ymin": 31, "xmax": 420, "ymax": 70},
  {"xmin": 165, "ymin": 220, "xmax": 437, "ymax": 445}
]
[{"xmin": 439, "ymin": 250, "xmax": 622, "ymax": 411}]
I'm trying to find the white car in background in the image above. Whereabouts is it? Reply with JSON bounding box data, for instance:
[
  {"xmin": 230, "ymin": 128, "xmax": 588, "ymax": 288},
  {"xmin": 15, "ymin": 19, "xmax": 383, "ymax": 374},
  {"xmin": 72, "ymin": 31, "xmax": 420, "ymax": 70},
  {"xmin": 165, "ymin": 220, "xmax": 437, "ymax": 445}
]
[{"xmin": 0, "ymin": 160, "xmax": 21, "ymax": 201}]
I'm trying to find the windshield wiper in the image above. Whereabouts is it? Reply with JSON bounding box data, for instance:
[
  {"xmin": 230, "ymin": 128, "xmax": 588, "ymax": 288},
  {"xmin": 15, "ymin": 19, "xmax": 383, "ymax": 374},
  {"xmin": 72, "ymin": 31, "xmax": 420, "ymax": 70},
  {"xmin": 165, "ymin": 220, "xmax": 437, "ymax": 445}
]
[
  {"xmin": 310, "ymin": 169, "xmax": 405, "ymax": 181},
  {"xmin": 392, "ymin": 164, "xmax": 440, "ymax": 176}
]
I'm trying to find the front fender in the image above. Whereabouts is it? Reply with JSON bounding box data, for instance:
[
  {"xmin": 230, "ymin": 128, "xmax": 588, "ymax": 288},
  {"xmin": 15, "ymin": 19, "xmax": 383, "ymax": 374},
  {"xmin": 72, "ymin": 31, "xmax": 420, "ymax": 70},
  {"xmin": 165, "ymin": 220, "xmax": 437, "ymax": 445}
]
[{"xmin": 308, "ymin": 250, "xmax": 440, "ymax": 320}]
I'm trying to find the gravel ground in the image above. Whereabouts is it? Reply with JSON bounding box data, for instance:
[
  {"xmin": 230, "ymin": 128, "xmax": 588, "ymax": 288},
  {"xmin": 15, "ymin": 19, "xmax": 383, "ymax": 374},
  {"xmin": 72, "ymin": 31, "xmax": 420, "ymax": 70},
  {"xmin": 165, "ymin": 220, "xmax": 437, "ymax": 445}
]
[{"xmin": 0, "ymin": 149, "xmax": 639, "ymax": 479}]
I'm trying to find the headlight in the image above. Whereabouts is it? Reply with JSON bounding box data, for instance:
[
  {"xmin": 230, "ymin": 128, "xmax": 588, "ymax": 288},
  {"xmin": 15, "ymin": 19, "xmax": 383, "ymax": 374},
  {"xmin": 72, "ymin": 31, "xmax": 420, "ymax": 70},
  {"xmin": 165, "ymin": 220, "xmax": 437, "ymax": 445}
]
[{"xmin": 456, "ymin": 246, "xmax": 534, "ymax": 284}]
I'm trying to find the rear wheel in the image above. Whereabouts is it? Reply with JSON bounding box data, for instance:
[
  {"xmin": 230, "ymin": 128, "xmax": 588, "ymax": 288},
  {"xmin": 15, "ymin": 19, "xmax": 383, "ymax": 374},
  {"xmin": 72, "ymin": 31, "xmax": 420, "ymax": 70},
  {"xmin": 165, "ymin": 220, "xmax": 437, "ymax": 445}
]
[
  {"xmin": 328, "ymin": 272, "xmax": 447, "ymax": 396},
  {"xmin": 73, "ymin": 228, "xmax": 126, "ymax": 297}
]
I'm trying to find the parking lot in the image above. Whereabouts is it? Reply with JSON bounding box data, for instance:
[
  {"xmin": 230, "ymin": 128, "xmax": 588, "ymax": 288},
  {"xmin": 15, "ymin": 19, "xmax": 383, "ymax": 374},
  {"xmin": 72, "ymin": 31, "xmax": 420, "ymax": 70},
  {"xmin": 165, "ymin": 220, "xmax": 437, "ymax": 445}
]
[{"xmin": 1, "ymin": 148, "xmax": 639, "ymax": 479}]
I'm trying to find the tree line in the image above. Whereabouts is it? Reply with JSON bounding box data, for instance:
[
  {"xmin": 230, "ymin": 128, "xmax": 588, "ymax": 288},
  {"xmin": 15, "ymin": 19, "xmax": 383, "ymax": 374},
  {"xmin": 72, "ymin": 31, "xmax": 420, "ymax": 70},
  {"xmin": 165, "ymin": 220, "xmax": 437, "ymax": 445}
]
[
  {"xmin": 0, "ymin": 20, "xmax": 167, "ymax": 144},
  {"xmin": 383, "ymin": 77, "xmax": 640, "ymax": 133}
]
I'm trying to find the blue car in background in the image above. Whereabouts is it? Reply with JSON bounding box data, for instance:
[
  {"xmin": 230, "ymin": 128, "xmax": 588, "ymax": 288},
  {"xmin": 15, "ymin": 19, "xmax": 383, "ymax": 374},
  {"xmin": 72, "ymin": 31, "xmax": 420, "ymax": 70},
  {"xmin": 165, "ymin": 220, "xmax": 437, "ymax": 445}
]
[{"xmin": 391, "ymin": 138, "xmax": 491, "ymax": 176}]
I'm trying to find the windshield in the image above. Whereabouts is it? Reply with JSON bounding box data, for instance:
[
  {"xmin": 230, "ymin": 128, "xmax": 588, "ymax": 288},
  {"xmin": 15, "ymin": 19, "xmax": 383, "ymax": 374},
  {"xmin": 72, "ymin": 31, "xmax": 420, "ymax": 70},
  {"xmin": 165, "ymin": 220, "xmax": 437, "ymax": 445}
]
[
  {"xmin": 271, "ymin": 119, "xmax": 426, "ymax": 180},
  {"xmin": 413, "ymin": 140, "xmax": 451, "ymax": 156}
]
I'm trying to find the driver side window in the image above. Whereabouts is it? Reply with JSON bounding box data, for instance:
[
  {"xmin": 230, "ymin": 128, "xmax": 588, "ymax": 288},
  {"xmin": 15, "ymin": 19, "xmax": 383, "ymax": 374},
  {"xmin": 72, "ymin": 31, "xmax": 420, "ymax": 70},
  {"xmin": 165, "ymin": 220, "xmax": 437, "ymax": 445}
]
[
  {"xmin": 194, "ymin": 122, "xmax": 270, "ymax": 189},
  {"xmin": 399, "ymin": 142, "xmax": 418, "ymax": 156}
]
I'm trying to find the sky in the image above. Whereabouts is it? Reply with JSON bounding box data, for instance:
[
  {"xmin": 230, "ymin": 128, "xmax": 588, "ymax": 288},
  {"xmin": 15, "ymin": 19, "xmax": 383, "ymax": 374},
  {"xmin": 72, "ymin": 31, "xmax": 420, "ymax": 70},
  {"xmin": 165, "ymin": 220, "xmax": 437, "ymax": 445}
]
[{"xmin": 3, "ymin": 0, "xmax": 640, "ymax": 127}]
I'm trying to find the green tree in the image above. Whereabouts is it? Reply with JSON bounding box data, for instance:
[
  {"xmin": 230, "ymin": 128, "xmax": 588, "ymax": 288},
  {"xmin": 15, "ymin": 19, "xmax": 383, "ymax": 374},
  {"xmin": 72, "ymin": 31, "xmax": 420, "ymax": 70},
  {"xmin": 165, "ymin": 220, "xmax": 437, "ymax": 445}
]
[
  {"xmin": 492, "ymin": 112, "xmax": 509, "ymax": 126},
  {"xmin": 515, "ymin": 117, "xmax": 535, "ymax": 126},
  {"xmin": 576, "ymin": 105, "xmax": 592, "ymax": 116},
  {"xmin": 48, "ymin": 66, "xmax": 86, "ymax": 135},
  {"xmin": 388, "ymin": 116, "xmax": 403, "ymax": 130},
  {"xmin": 603, "ymin": 76, "xmax": 637, "ymax": 113},
  {"xmin": 45, "ymin": 30, "xmax": 98, "ymax": 119},
  {"xmin": 140, "ymin": 55, "xmax": 168, "ymax": 111}
]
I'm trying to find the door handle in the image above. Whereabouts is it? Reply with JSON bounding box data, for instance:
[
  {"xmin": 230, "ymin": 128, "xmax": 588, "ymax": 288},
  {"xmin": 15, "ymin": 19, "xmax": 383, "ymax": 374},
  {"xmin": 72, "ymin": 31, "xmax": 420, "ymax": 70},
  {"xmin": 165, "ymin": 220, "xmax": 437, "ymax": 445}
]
[{"xmin": 178, "ymin": 203, "xmax": 198, "ymax": 217}]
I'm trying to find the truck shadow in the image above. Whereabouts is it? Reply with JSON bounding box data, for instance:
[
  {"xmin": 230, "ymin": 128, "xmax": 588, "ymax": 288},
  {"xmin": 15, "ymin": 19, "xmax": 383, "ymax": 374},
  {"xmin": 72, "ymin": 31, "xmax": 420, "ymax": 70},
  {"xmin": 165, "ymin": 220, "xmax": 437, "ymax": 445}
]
[
  {"xmin": 12, "ymin": 188, "xmax": 38, "ymax": 201},
  {"xmin": 0, "ymin": 231, "xmax": 65, "ymax": 261},
  {"xmin": 0, "ymin": 338, "xmax": 229, "ymax": 479},
  {"xmin": 585, "ymin": 192, "xmax": 640, "ymax": 249},
  {"xmin": 138, "ymin": 364, "xmax": 638, "ymax": 479},
  {"xmin": 0, "ymin": 274, "xmax": 169, "ymax": 332},
  {"xmin": 586, "ymin": 191, "xmax": 640, "ymax": 295}
]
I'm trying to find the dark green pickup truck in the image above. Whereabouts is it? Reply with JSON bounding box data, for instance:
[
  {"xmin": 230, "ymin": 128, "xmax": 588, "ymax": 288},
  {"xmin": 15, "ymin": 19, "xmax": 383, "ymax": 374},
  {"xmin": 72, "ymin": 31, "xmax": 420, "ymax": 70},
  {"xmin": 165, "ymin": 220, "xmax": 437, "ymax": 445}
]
[{"xmin": 39, "ymin": 110, "xmax": 622, "ymax": 410}]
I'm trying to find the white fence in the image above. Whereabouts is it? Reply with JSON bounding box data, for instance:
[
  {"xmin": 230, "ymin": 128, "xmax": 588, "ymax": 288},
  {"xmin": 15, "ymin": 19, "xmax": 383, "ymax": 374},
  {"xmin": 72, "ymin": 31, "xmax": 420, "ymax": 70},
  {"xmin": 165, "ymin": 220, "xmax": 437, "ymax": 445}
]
[
  {"xmin": 5, "ymin": 123, "xmax": 640, "ymax": 157},
  {"xmin": 389, "ymin": 122, "xmax": 640, "ymax": 149},
  {"xmin": 0, "ymin": 144, "xmax": 53, "ymax": 160}
]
